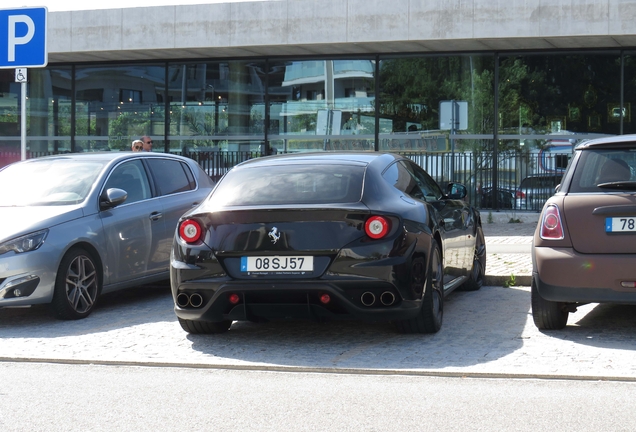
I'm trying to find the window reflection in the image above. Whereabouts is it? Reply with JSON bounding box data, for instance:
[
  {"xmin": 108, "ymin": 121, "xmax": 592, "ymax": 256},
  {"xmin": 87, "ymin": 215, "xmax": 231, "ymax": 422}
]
[
  {"xmin": 268, "ymin": 59, "xmax": 376, "ymax": 152},
  {"xmin": 498, "ymin": 54, "xmax": 621, "ymax": 150},
  {"xmin": 168, "ymin": 61, "xmax": 266, "ymax": 153},
  {"xmin": 74, "ymin": 64, "xmax": 166, "ymax": 152},
  {"xmin": 0, "ymin": 68, "xmax": 73, "ymax": 155},
  {"xmin": 378, "ymin": 55, "xmax": 495, "ymax": 153}
]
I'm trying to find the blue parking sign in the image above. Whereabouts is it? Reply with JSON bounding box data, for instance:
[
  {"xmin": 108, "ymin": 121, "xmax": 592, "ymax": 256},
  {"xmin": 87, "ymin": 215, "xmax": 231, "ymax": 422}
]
[{"xmin": 0, "ymin": 7, "xmax": 47, "ymax": 69}]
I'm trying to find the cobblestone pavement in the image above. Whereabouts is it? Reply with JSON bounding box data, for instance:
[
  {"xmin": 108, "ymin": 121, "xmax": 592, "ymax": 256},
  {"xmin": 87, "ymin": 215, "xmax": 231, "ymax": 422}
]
[
  {"xmin": 2, "ymin": 212, "xmax": 634, "ymax": 381},
  {"xmin": 483, "ymin": 212, "xmax": 537, "ymax": 286},
  {"xmin": 1, "ymin": 284, "xmax": 635, "ymax": 380}
]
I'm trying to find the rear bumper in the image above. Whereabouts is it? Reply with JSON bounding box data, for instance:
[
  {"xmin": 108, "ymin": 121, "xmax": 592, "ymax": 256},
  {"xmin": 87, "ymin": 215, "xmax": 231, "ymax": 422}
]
[
  {"xmin": 533, "ymin": 246, "xmax": 636, "ymax": 303},
  {"xmin": 172, "ymin": 279, "xmax": 423, "ymax": 323}
]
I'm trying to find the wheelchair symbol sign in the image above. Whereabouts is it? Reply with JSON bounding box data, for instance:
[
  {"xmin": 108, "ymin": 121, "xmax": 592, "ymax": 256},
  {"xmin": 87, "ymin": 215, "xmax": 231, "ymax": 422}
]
[{"xmin": 15, "ymin": 67, "xmax": 27, "ymax": 82}]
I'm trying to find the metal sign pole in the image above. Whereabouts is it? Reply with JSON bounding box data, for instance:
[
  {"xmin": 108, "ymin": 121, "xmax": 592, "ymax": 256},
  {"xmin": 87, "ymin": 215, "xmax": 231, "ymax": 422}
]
[
  {"xmin": 15, "ymin": 67, "xmax": 28, "ymax": 160},
  {"xmin": 21, "ymin": 80, "xmax": 26, "ymax": 160}
]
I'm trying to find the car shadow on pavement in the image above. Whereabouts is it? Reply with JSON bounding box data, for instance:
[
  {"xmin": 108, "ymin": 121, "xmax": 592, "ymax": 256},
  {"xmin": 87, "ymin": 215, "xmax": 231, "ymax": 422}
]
[
  {"xmin": 542, "ymin": 303, "xmax": 636, "ymax": 349},
  {"xmin": 185, "ymin": 286, "xmax": 532, "ymax": 371},
  {"xmin": 0, "ymin": 284, "xmax": 174, "ymax": 338}
]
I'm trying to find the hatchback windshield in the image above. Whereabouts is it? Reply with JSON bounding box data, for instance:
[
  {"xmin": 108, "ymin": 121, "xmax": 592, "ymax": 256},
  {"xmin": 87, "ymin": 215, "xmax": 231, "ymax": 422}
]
[
  {"xmin": 211, "ymin": 164, "xmax": 365, "ymax": 206},
  {"xmin": 0, "ymin": 159, "xmax": 106, "ymax": 206}
]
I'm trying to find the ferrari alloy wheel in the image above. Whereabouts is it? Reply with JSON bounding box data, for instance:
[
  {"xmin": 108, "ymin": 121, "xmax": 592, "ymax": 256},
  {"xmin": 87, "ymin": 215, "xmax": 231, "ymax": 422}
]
[
  {"xmin": 461, "ymin": 225, "xmax": 486, "ymax": 291},
  {"xmin": 396, "ymin": 241, "xmax": 444, "ymax": 334}
]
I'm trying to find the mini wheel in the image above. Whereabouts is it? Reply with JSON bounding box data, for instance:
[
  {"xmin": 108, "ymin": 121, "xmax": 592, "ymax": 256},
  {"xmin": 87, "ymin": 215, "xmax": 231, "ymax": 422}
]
[{"xmin": 531, "ymin": 279, "xmax": 568, "ymax": 330}]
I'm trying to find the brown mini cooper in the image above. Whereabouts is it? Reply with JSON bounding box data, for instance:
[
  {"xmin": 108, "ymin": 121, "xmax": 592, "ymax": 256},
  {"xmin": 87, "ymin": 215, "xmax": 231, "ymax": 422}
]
[{"xmin": 532, "ymin": 134, "xmax": 636, "ymax": 329}]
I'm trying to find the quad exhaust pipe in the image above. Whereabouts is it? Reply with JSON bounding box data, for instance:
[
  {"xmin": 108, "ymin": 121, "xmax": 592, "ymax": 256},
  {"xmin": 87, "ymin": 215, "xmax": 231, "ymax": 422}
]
[
  {"xmin": 361, "ymin": 291, "xmax": 396, "ymax": 307},
  {"xmin": 380, "ymin": 291, "xmax": 396, "ymax": 306},
  {"xmin": 176, "ymin": 292, "xmax": 204, "ymax": 308},
  {"xmin": 361, "ymin": 292, "xmax": 376, "ymax": 306}
]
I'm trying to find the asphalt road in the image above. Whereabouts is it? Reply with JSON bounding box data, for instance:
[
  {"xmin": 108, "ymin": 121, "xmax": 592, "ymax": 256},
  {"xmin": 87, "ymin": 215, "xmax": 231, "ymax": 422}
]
[{"xmin": 2, "ymin": 362, "xmax": 636, "ymax": 432}]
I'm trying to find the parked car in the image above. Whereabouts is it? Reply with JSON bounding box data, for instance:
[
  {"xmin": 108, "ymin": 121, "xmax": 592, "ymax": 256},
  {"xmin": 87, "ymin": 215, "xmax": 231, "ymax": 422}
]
[
  {"xmin": 479, "ymin": 185, "xmax": 515, "ymax": 209},
  {"xmin": 515, "ymin": 173, "xmax": 563, "ymax": 211},
  {"xmin": 0, "ymin": 152, "xmax": 215, "ymax": 319},
  {"xmin": 532, "ymin": 134, "xmax": 636, "ymax": 329},
  {"xmin": 170, "ymin": 152, "xmax": 486, "ymax": 334}
]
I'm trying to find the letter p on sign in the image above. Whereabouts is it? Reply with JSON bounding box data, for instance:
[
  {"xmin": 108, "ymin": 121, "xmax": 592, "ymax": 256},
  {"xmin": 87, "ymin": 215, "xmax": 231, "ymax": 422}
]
[{"xmin": 8, "ymin": 15, "xmax": 35, "ymax": 62}]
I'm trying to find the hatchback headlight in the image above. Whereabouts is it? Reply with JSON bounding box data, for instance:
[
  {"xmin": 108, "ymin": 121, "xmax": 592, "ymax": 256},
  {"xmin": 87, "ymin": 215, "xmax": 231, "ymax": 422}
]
[{"xmin": 0, "ymin": 229, "xmax": 49, "ymax": 255}]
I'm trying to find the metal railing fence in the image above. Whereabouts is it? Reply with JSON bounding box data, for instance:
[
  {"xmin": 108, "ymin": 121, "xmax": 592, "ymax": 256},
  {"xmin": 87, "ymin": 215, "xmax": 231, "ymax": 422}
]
[{"xmin": 0, "ymin": 149, "xmax": 570, "ymax": 212}]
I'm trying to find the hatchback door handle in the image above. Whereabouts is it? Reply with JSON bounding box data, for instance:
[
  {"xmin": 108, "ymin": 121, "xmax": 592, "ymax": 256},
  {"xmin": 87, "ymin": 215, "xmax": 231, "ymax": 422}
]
[{"xmin": 149, "ymin": 211, "xmax": 163, "ymax": 221}]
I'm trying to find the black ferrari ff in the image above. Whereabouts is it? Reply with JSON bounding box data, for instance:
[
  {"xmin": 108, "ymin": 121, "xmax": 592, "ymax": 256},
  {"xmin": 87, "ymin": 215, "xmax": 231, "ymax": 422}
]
[{"xmin": 170, "ymin": 152, "xmax": 485, "ymax": 334}]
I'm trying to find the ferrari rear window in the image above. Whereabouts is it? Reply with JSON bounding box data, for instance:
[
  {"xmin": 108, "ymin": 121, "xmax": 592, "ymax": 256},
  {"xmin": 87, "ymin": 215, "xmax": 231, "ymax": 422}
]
[{"xmin": 211, "ymin": 164, "xmax": 365, "ymax": 206}]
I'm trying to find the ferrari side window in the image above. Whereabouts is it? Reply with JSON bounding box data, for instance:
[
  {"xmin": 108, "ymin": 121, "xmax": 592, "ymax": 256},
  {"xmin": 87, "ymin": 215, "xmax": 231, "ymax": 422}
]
[
  {"xmin": 409, "ymin": 162, "xmax": 443, "ymax": 200},
  {"xmin": 382, "ymin": 161, "xmax": 423, "ymax": 198},
  {"xmin": 399, "ymin": 161, "xmax": 437, "ymax": 201}
]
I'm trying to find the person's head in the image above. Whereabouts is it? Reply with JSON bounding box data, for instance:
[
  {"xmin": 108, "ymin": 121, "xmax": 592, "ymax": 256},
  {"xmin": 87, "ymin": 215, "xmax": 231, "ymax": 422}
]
[
  {"xmin": 141, "ymin": 136, "xmax": 153, "ymax": 152},
  {"xmin": 131, "ymin": 139, "xmax": 144, "ymax": 152}
]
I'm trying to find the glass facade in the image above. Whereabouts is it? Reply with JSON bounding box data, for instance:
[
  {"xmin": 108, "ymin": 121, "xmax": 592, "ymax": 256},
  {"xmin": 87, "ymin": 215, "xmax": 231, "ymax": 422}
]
[
  {"xmin": 168, "ymin": 60, "xmax": 267, "ymax": 153},
  {"xmin": 1, "ymin": 50, "xmax": 635, "ymax": 209},
  {"xmin": 267, "ymin": 59, "xmax": 376, "ymax": 153},
  {"xmin": 74, "ymin": 64, "xmax": 166, "ymax": 152}
]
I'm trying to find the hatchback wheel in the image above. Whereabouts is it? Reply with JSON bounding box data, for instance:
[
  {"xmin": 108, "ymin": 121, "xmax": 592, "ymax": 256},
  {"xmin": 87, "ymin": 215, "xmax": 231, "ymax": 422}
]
[
  {"xmin": 52, "ymin": 248, "xmax": 101, "ymax": 320},
  {"xmin": 178, "ymin": 318, "xmax": 232, "ymax": 334},
  {"xmin": 531, "ymin": 279, "xmax": 568, "ymax": 330},
  {"xmin": 396, "ymin": 241, "xmax": 443, "ymax": 334}
]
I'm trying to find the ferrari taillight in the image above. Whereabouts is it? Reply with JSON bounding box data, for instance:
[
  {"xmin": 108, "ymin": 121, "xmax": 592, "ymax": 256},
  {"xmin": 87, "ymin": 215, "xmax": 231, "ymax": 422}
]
[
  {"xmin": 179, "ymin": 219, "xmax": 203, "ymax": 244},
  {"xmin": 540, "ymin": 204, "xmax": 564, "ymax": 240},
  {"xmin": 365, "ymin": 216, "xmax": 390, "ymax": 239}
]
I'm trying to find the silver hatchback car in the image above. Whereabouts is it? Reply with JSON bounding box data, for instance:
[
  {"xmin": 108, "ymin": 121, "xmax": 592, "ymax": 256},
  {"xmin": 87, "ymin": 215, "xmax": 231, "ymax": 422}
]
[{"xmin": 0, "ymin": 152, "xmax": 215, "ymax": 319}]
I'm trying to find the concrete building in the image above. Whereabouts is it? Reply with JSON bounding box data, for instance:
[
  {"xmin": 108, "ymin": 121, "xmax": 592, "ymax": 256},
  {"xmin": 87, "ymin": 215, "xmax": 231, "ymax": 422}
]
[{"xmin": 1, "ymin": 0, "xmax": 636, "ymax": 208}]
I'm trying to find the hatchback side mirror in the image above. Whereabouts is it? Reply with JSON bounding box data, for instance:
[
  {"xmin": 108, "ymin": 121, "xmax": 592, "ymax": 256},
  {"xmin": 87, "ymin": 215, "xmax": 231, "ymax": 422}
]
[{"xmin": 100, "ymin": 188, "xmax": 128, "ymax": 210}]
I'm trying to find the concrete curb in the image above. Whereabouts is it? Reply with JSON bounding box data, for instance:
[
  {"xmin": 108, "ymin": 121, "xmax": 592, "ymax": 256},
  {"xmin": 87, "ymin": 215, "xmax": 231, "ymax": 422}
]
[{"xmin": 3, "ymin": 357, "xmax": 636, "ymax": 382}]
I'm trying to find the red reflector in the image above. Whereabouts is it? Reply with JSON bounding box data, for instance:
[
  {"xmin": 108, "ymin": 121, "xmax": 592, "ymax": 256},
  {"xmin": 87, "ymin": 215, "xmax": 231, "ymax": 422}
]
[
  {"xmin": 179, "ymin": 219, "xmax": 202, "ymax": 243},
  {"xmin": 320, "ymin": 294, "xmax": 331, "ymax": 304},
  {"xmin": 621, "ymin": 282, "xmax": 636, "ymax": 288},
  {"xmin": 365, "ymin": 216, "xmax": 390, "ymax": 239},
  {"xmin": 228, "ymin": 293, "xmax": 240, "ymax": 304}
]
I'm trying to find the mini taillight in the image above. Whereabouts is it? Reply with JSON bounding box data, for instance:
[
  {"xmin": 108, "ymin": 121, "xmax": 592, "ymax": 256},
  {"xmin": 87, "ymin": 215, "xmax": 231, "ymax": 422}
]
[
  {"xmin": 179, "ymin": 219, "xmax": 203, "ymax": 243},
  {"xmin": 540, "ymin": 204, "xmax": 564, "ymax": 240},
  {"xmin": 516, "ymin": 190, "xmax": 526, "ymax": 199},
  {"xmin": 365, "ymin": 216, "xmax": 390, "ymax": 239}
]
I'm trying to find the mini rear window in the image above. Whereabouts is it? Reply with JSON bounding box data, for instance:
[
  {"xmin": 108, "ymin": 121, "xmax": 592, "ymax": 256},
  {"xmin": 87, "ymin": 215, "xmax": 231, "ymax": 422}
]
[
  {"xmin": 569, "ymin": 149, "xmax": 636, "ymax": 192},
  {"xmin": 211, "ymin": 164, "xmax": 365, "ymax": 206}
]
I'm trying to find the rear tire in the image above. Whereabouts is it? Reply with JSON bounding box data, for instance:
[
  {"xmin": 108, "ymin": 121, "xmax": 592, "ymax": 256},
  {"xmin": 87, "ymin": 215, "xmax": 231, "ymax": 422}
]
[
  {"xmin": 460, "ymin": 225, "xmax": 486, "ymax": 291},
  {"xmin": 531, "ymin": 279, "xmax": 568, "ymax": 330},
  {"xmin": 178, "ymin": 317, "xmax": 232, "ymax": 334},
  {"xmin": 51, "ymin": 248, "xmax": 101, "ymax": 320},
  {"xmin": 395, "ymin": 241, "xmax": 443, "ymax": 334}
]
